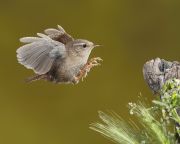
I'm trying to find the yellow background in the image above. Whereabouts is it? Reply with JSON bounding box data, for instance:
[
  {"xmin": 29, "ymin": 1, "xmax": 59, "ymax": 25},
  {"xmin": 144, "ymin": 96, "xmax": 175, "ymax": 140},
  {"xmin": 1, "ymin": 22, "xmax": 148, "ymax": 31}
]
[{"xmin": 0, "ymin": 0, "xmax": 180, "ymax": 144}]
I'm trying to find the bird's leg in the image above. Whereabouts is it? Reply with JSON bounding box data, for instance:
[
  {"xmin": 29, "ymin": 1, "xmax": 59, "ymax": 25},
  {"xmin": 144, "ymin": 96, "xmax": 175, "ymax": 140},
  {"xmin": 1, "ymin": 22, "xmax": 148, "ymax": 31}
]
[
  {"xmin": 82, "ymin": 57, "xmax": 103, "ymax": 78},
  {"xmin": 72, "ymin": 57, "xmax": 103, "ymax": 84}
]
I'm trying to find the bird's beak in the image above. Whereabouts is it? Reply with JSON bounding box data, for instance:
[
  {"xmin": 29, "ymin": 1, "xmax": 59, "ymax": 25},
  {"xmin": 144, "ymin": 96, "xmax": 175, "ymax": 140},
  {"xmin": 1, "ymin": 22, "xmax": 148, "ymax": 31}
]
[{"xmin": 93, "ymin": 44, "xmax": 101, "ymax": 48}]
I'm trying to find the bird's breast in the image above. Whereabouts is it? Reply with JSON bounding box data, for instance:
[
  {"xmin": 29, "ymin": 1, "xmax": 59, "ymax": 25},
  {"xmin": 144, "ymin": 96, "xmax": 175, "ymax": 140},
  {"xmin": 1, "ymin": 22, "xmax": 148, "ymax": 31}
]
[{"xmin": 53, "ymin": 57, "xmax": 86, "ymax": 83}]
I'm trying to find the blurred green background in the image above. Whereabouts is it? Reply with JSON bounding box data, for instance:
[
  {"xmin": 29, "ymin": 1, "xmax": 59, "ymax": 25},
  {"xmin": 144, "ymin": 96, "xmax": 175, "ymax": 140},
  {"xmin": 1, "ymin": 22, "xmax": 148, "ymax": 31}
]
[{"xmin": 0, "ymin": 0, "xmax": 180, "ymax": 144}]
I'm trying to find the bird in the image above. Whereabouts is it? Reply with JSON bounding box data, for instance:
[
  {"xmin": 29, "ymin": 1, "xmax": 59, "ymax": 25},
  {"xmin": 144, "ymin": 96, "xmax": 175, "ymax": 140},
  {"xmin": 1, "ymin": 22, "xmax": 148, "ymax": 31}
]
[{"xmin": 16, "ymin": 25, "xmax": 102, "ymax": 84}]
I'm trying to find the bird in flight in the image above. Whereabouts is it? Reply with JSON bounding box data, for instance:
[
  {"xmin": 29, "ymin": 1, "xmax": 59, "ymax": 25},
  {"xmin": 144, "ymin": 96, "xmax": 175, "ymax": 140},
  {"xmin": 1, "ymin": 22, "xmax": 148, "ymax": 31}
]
[{"xmin": 16, "ymin": 25, "xmax": 102, "ymax": 84}]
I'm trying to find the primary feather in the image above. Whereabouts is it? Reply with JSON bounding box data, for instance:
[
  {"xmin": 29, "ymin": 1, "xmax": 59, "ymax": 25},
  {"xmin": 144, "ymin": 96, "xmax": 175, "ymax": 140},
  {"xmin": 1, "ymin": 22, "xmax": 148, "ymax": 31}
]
[{"xmin": 17, "ymin": 33, "xmax": 66, "ymax": 75}]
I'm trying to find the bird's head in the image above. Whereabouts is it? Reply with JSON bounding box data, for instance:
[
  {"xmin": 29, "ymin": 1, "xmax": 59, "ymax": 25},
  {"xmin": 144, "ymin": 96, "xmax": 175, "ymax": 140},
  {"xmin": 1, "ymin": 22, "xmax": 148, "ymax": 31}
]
[{"xmin": 66, "ymin": 39, "xmax": 100, "ymax": 60}]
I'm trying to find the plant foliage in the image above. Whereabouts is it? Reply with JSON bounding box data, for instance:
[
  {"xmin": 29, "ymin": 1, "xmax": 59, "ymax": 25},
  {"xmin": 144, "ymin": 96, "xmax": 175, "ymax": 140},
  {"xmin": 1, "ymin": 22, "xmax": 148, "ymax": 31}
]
[{"xmin": 90, "ymin": 79, "xmax": 180, "ymax": 144}]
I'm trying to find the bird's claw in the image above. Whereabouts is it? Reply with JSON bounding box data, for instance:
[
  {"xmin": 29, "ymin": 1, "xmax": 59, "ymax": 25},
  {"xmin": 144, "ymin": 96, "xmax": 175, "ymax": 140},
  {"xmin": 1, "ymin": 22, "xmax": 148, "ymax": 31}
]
[
  {"xmin": 89, "ymin": 57, "xmax": 103, "ymax": 63},
  {"xmin": 87, "ymin": 57, "xmax": 103, "ymax": 68},
  {"xmin": 72, "ymin": 57, "xmax": 103, "ymax": 84},
  {"xmin": 81, "ymin": 57, "xmax": 103, "ymax": 80},
  {"xmin": 72, "ymin": 76, "xmax": 79, "ymax": 84}
]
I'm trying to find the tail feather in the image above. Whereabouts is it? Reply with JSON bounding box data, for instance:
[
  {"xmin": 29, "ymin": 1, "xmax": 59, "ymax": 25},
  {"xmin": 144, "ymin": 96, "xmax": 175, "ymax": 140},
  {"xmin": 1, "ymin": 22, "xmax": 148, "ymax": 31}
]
[{"xmin": 25, "ymin": 74, "xmax": 47, "ymax": 83}]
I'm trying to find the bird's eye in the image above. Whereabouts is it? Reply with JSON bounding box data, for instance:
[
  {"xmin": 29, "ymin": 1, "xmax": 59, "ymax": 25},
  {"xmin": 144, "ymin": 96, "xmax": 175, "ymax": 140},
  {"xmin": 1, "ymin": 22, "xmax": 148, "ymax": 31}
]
[{"xmin": 82, "ymin": 43, "xmax": 87, "ymax": 48}]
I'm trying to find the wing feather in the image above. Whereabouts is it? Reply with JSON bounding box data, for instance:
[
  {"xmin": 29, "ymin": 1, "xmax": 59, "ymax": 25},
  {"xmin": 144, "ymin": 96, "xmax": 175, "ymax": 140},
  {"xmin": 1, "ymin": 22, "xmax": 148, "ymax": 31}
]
[
  {"xmin": 44, "ymin": 25, "xmax": 74, "ymax": 44},
  {"xmin": 17, "ymin": 33, "xmax": 66, "ymax": 74},
  {"xmin": 44, "ymin": 28, "xmax": 62, "ymax": 35},
  {"xmin": 20, "ymin": 37, "xmax": 42, "ymax": 43}
]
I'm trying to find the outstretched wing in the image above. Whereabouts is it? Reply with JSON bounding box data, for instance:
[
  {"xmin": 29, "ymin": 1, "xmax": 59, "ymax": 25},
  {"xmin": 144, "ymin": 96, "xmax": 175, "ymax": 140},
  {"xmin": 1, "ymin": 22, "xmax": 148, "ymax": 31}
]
[
  {"xmin": 44, "ymin": 25, "xmax": 74, "ymax": 44},
  {"xmin": 17, "ymin": 33, "xmax": 66, "ymax": 75}
]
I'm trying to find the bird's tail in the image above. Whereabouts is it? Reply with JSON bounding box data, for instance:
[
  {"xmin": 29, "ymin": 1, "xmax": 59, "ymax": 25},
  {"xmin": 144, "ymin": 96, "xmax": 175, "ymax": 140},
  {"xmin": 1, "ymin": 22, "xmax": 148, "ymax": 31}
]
[{"xmin": 25, "ymin": 74, "xmax": 47, "ymax": 83}]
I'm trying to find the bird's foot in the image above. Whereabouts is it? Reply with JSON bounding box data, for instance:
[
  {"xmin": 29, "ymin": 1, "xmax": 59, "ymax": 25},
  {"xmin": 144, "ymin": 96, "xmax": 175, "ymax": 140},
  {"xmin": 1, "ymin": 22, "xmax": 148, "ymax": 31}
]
[
  {"xmin": 83, "ymin": 57, "xmax": 103, "ymax": 77},
  {"xmin": 87, "ymin": 57, "xmax": 103, "ymax": 68},
  {"xmin": 72, "ymin": 57, "xmax": 103, "ymax": 84}
]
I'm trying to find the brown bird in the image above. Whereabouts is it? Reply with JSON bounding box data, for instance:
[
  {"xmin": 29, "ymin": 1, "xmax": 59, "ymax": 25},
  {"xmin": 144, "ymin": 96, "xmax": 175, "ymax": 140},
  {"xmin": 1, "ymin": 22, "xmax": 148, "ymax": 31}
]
[{"xmin": 16, "ymin": 25, "xmax": 102, "ymax": 84}]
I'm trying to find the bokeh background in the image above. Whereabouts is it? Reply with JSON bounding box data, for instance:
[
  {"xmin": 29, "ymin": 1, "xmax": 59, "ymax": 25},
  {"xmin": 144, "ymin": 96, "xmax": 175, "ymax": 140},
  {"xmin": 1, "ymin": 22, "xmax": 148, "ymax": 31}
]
[{"xmin": 0, "ymin": 0, "xmax": 180, "ymax": 144}]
